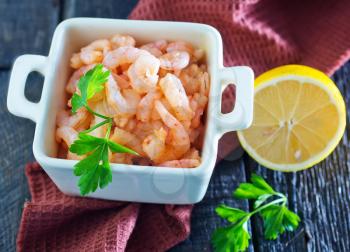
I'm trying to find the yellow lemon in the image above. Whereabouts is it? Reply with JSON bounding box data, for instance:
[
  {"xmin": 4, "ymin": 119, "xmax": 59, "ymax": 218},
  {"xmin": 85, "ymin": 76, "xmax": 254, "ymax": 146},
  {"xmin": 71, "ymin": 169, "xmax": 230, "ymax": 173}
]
[{"xmin": 237, "ymin": 65, "xmax": 346, "ymax": 171}]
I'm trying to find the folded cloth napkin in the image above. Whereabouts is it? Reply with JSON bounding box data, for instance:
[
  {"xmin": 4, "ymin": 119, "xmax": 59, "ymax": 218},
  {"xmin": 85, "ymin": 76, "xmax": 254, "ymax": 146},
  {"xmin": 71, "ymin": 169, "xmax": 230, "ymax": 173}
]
[
  {"xmin": 17, "ymin": 1, "xmax": 350, "ymax": 251},
  {"xmin": 17, "ymin": 163, "xmax": 192, "ymax": 252}
]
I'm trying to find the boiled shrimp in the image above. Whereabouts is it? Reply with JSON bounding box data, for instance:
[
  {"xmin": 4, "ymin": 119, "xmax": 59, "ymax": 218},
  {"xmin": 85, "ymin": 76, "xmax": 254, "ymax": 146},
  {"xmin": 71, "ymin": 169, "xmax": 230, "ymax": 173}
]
[
  {"xmin": 110, "ymin": 127, "xmax": 144, "ymax": 155},
  {"xmin": 140, "ymin": 40, "xmax": 167, "ymax": 57},
  {"xmin": 79, "ymin": 39, "xmax": 111, "ymax": 65},
  {"xmin": 70, "ymin": 53, "xmax": 83, "ymax": 69},
  {"xmin": 56, "ymin": 126, "xmax": 81, "ymax": 160},
  {"xmin": 134, "ymin": 120, "xmax": 164, "ymax": 140},
  {"xmin": 166, "ymin": 41, "xmax": 194, "ymax": 54},
  {"xmin": 142, "ymin": 127, "xmax": 167, "ymax": 161},
  {"xmin": 159, "ymin": 51, "xmax": 190, "ymax": 71},
  {"xmin": 183, "ymin": 148, "xmax": 201, "ymax": 160},
  {"xmin": 127, "ymin": 54, "xmax": 160, "ymax": 94},
  {"xmin": 189, "ymin": 93, "xmax": 208, "ymax": 128},
  {"xmin": 105, "ymin": 74, "xmax": 137, "ymax": 116},
  {"xmin": 158, "ymin": 159, "xmax": 200, "ymax": 168},
  {"xmin": 167, "ymin": 41, "xmax": 204, "ymax": 62},
  {"xmin": 56, "ymin": 108, "xmax": 91, "ymax": 131},
  {"xmin": 110, "ymin": 153, "xmax": 133, "ymax": 164},
  {"xmin": 136, "ymin": 89, "xmax": 161, "ymax": 122},
  {"xmin": 159, "ymin": 73, "xmax": 193, "ymax": 121},
  {"xmin": 110, "ymin": 34, "xmax": 136, "ymax": 49},
  {"xmin": 113, "ymin": 73, "xmax": 130, "ymax": 89},
  {"xmin": 153, "ymin": 100, "xmax": 190, "ymax": 162},
  {"xmin": 179, "ymin": 64, "xmax": 209, "ymax": 96},
  {"xmin": 103, "ymin": 46, "xmax": 149, "ymax": 70},
  {"xmin": 66, "ymin": 64, "xmax": 95, "ymax": 94}
]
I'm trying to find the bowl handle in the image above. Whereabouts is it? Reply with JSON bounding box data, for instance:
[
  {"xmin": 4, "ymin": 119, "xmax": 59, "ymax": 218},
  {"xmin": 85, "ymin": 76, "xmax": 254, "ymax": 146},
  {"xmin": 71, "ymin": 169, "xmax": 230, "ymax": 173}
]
[
  {"xmin": 7, "ymin": 55, "xmax": 47, "ymax": 122},
  {"xmin": 215, "ymin": 66, "xmax": 254, "ymax": 133}
]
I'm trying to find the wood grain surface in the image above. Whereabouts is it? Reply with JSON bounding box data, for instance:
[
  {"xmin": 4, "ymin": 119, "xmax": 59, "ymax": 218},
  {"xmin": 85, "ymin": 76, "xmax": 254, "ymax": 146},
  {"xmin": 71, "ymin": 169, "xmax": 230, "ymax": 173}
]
[{"xmin": 0, "ymin": 1, "xmax": 349, "ymax": 251}]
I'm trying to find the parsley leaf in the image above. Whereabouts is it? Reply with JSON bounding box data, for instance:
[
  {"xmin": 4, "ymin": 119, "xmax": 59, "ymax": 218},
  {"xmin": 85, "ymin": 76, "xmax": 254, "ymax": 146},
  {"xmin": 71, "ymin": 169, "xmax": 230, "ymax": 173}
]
[
  {"xmin": 212, "ymin": 174, "xmax": 301, "ymax": 252},
  {"xmin": 67, "ymin": 64, "xmax": 138, "ymax": 195},
  {"xmin": 215, "ymin": 205, "xmax": 249, "ymax": 224},
  {"xmin": 260, "ymin": 205, "xmax": 301, "ymax": 240},
  {"xmin": 107, "ymin": 140, "xmax": 139, "ymax": 156},
  {"xmin": 212, "ymin": 217, "xmax": 250, "ymax": 252},
  {"xmin": 73, "ymin": 143, "xmax": 110, "ymax": 195},
  {"xmin": 233, "ymin": 174, "xmax": 275, "ymax": 200},
  {"xmin": 71, "ymin": 64, "xmax": 110, "ymax": 113},
  {"xmin": 70, "ymin": 133, "xmax": 138, "ymax": 195}
]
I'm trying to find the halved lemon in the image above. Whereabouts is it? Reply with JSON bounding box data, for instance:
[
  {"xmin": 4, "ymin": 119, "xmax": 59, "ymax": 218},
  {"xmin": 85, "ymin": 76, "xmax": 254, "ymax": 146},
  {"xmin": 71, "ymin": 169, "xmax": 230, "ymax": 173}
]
[{"xmin": 237, "ymin": 65, "xmax": 346, "ymax": 172}]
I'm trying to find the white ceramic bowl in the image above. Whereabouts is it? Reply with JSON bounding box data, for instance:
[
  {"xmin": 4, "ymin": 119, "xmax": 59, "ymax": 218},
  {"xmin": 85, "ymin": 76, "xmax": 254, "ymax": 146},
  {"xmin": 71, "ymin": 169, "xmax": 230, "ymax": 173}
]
[{"xmin": 7, "ymin": 18, "xmax": 254, "ymax": 204}]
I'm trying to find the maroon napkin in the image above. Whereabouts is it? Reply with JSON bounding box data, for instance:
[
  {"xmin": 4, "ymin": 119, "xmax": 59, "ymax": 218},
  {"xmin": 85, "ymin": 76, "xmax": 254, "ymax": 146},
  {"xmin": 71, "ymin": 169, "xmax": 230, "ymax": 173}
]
[{"xmin": 17, "ymin": 163, "xmax": 192, "ymax": 252}]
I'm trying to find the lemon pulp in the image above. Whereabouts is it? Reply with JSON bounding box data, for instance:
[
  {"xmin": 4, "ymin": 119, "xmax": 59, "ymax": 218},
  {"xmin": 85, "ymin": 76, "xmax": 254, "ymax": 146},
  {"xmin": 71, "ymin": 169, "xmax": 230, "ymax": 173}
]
[{"xmin": 237, "ymin": 65, "xmax": 346, "ymax": 171}]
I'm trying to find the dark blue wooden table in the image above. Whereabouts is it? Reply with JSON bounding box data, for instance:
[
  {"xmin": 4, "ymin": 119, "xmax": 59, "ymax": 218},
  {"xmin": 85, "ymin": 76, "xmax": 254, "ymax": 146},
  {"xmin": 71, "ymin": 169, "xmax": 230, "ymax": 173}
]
[{"xmin": 1, "ymin": 1, "xmax": 349, "ymax": 251}]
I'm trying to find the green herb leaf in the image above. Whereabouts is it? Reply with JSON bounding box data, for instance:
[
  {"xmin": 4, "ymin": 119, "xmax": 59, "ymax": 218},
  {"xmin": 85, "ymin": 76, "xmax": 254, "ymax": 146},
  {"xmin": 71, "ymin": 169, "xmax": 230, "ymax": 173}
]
[
  {"xmin": 260, "ymin": 205, "xmax": 301, "ymax": 240},
  {"xmin": 68, "ymin": 63, "xmax": 138, "ymax": 196},
  {"xmin": 233, "ymin": 174, "xmax": 275, "ymax": 200},
  {"xmin": 70, "ymin": 132, "xmax": 138, "ymax": 195},
  {"xmin": 212, "ymin": 218, "xmax": 250, "ymax": 252},
  {"xmin": 253, "ymin": 194, "xmax": 273, "ymax": 209},
  {"xmin": 108, "ymin": 140, "xmax": 139, "ymax": 155},
  {"xmin": 73, "ymin": 143, "xmax": 110, "ymax": 195},
  {"xmin": 215, "ymin": 205, "xmax": 249, "ymax": 224},
  {"xmin": 212, "ymin": 174, "xmax": 301, "ymax": 252},
  {"xmin": 71, "ymin": 64, "xmax": 110, "ymax": 113},
  {"xmin": 70, "ymin": 133, "xmax": 106, "ymax": 155},
  {"xmin": 86, "ymin": 64, "xmax": 110, "ymax": 99}
]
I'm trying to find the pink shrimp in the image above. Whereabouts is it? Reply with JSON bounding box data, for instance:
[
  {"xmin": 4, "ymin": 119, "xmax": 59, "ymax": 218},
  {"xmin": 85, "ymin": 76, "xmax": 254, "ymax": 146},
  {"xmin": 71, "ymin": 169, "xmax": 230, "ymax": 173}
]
[
  {"xmin": 113, "ymin": 73, "xmax": 130, "ymax": 89},
  {"xmin": 142, "ymin": 127, "xmax": 167, "ymax": 161},
  {"xmin": 56, "ymin": 126, "xmax": 82, "ymax": 160},
  {"xmin": 110, "ymin": 34, "xmax": 136, "ymax": 49},
  {"xmin": 159, "ymin": 73, "xmax": 193, "ymax": 121},
  {"xmin": 66, "ymin": 64, "xmax": 95, "ymax": 94},
  {"xmin": 158, "ymin": 159, "xmax": 200, "ymax": 168},
  {"xmin": 183, "ymin": 148, "xmax": 201, "ymax": 160},
  {"xmin": 105, "ymin": 74, "xmax": 138, "ymax": 116},
  {"xmin": 103, "ymin": 46, "xmax": 149, "ymax": 70},
  {"xmin": 179, "ymin": 64, "xmax": 209, "ymax": 96},
  {"xmin": 134, "ymin": 120, "xmax": 163, "ymax": 140},
  {"xmin": 159, "ymin": 51, "xmax": 190, "ymax": 71},
  {"xmin": 110, "ymin": 127, "xmax": 144, "ymax": 155},
  {"xmin": 140, "ymin": 39, "xmax": 167, "ymax": 57},
  {"xmin": 127, "ymin": 54, "xmax": 160, "ymax": 94},
  {"xmin": 70, "ymin": 53, "xmax": 83, "ymax": 69},
  {"xmin": 56, "ymin": 108, "xmax": 91, "ymax": 131},
  {"xmin": 190, "ymin": 93, "xmax": 208, "ymax": 128},
  {"xmin": 110, "ymin": 153, "xmax": 133, "ymax": 164},
  {"xmin": 154, "ymin": 100, "xmax": 190, "ymax": 161},
  {"xmin": 80, "ymin": 39, "xmax": 111, "ymax": 64},
  {"xmin": 136, "ymin": 89, "xmax": 162, "ymax": 122},
  {"xmin": 166, "ymin": 41, "xmax": 194, "ymax": 54}
]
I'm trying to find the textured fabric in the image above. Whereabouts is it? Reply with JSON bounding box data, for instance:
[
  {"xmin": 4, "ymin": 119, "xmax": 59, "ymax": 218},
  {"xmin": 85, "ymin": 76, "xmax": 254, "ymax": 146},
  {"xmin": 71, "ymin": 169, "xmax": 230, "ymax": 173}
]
[
  {"xmin": 17, "ymin": 163, "xmax": 192, "ymax": 252},
  {"xmin": 130, "ymin": 0, "xmax": 350, "ymax": 157},
  {"xmin": 17, "ymin": 1, "xmax": 350, "ymax": 251}
]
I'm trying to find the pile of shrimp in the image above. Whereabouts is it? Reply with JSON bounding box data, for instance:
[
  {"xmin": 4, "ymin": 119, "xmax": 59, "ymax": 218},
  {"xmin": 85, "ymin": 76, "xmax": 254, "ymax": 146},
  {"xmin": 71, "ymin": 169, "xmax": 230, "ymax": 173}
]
[{"xmin": 56, "ymin": 34, "xmax": 210, "ymax": 168}]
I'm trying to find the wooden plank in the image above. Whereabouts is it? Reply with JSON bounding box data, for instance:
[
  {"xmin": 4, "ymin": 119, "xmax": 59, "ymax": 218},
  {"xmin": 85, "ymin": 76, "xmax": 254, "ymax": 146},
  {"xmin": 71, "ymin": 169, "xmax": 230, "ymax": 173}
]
[
  {"xmin": 245, "ymin": 61, "xmax": 350, "ymax": 252},
  {"xmin": 0, "ymin": 71, "xmax": 37, "ymax": 251},
  {"xmin": 0, "ymin": 0, "xmax": 59, "ymax": 68},
  {"xmin": 170, "ymin": 159, "xmax": 254, "ymax": 252},
  {"xmin": 63, "ymin": 0, "xmax": 139, "ymax": 19}
]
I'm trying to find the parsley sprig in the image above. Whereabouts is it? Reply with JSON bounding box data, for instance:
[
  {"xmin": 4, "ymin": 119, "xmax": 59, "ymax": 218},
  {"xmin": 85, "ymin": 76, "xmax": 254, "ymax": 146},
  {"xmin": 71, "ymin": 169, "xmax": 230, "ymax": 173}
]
[
  {"xmin": 212, "ymin": 174, "xmax": 300, "ymax": 252},
  {"xmin": 69, "ymin": 64, "xmax": 138, "ymax": 196}
]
